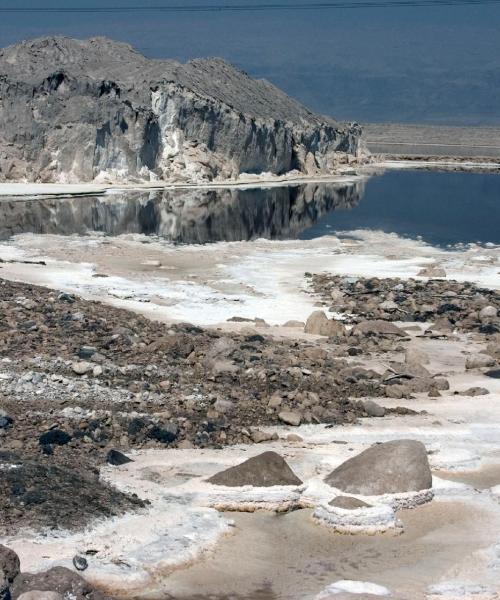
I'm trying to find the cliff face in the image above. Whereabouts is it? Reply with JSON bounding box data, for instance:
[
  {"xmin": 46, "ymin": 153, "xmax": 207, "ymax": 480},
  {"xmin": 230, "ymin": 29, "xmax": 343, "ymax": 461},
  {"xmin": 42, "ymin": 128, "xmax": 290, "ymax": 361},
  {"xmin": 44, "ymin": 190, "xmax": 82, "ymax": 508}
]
[{"xmin": 0, "ymin": 37, "xmax": 363, "ymax": 184}]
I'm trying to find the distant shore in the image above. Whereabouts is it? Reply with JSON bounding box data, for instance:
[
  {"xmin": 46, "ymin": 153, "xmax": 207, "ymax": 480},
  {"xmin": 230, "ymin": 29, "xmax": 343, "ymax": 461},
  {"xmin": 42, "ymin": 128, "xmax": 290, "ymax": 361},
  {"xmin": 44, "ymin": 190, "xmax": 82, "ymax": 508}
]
[{"xmin": 363, "ymin": 122, "xmax": 500, "ymax": 162}]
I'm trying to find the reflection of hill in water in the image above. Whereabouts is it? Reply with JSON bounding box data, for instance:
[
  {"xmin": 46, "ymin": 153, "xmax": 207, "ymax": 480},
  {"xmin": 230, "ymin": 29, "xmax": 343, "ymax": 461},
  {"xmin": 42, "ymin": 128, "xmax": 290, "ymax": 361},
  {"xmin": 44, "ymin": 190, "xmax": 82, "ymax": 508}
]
[{"xmin": 0, "ymin": 182, "xmax": 364, "ymax": 243}]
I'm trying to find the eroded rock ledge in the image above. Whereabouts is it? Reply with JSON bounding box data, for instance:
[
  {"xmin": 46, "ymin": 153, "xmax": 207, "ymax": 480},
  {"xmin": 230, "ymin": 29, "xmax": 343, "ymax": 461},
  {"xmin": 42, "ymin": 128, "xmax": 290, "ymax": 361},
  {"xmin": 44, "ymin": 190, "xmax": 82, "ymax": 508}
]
[{"xmin": 0, "ymin": 36, "xmax": 364, "ymax": 184}]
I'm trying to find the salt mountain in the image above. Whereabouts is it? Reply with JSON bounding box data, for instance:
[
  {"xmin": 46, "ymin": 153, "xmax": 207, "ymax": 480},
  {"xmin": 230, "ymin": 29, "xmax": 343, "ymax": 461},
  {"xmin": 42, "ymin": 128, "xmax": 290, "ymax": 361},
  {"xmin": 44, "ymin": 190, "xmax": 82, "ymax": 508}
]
[{"xmin": 0, "ymin": 37, "xmax": 363, "ymax": 184}]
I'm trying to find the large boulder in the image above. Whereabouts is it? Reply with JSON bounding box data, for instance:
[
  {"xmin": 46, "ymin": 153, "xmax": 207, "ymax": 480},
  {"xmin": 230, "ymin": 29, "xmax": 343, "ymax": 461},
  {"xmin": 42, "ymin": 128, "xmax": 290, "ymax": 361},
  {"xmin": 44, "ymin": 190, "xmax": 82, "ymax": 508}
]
[
  {"xmin": 325, "ymin": 440, "xmax": 432, "ymax": 495},
  {"xmin": 0, "ymin": 546, "xmax": 20, "ymax": 583},
  {"xmin": 304, "ymin": 311, "xmax": 345, "ymax": 337},
  {"xmin": 207, "ymin": 451, "xmax": 302, "ymax": 487}
]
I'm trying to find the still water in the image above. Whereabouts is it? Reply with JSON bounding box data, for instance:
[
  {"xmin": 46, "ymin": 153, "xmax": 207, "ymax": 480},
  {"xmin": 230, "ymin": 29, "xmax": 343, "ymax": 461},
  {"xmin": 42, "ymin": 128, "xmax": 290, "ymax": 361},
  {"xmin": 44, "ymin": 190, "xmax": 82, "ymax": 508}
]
[{"xmin": 0, "ymin": 171, "xmax": 498, "ymax": 247}]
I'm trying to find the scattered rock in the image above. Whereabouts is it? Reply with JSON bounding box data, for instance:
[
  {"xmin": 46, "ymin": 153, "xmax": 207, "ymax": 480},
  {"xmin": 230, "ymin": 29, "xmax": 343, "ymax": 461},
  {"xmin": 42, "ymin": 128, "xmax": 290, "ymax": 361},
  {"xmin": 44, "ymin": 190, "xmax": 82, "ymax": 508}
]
[
  {"xmin": 362, "ymin": 400, "xmax": 386, "ymax": 418},
  {"xmin": 278, "ymin": 411, "xmax": 302, "ymax": 427},
  {"xmin": 418, "ymin": 266, "xmax": 446, "ymax": 278},
  {"xmin": 106, "ymin": 449, "xmax": 133, "ymax": 466},
  {"xmin": 72, "ymin": 556, "xmax": 88, "ymax": 572},
  {"xmin": 465, "ymin": 354, "xmax": 496, "ymax": 369},
  {"xmin": 352, "ymin": 320, "xmax": 405, "ymax": 337},
  {"xmin": 485, "ymin": 369, "xmax": 500, "ymax": 379},
  {"xmin": 460, "ymin": 387, "xmax": 490, "ymax": 396},
  {"xmin": 328, "ymin": 496, "xmax": 371, "ymax": 509},
  {"xmin": 283, "ymin": 320, "xmax": 305, "ymax": 328},
  {"xmin": 251, "ymin": 430, "xmax": 277, "ymax": 444},
  {"xmin": 304, "ymin": 311, "xmax": 344, "ymax": 337},
  {"xmin": 325, "ymin": 440, "xmax": 432, "ymax": 495},
  {"xmin": 71, "ymin": 361, "xmax": 94, "ymax": 376},
  {"xmin": 38, "ymin": 430, "xmax": 72, "ymax": 446},
  {"xmin": 479, "ymin": 306, "xmax": 498, "ymax": 319},
  {"xmin": 207, "ymin": 451, "xmax": 302, "ymax": 487},
  {"xmin": 0, "ymin": 412, "xmax": 13, "ymax": 429}
]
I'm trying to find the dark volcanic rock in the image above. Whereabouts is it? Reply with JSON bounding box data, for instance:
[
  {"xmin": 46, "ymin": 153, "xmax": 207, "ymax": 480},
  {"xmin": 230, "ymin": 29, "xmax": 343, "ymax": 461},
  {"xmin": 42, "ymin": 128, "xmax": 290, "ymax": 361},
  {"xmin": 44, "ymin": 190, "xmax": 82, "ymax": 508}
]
[
  {"xmin": 208, "ymin": 451, "xmax": 303, "ymax": 487},
  {"xmin": 106, "ymin": 450, "xmax": 133, "ymax": 466},
  {"xmin": 485, "ymin": 369, "xmax": 500, "ymax": 379},
  {"xmin": 325, "ymin": 440, "xmax": 432, "ymax": 495},
  {"xmin": 38, "ymin": 430, "xmax": 72, "ymax": 447},
  {"xmin": 0, "ymin": 37, "xmax": 362, "ymax": 184}
]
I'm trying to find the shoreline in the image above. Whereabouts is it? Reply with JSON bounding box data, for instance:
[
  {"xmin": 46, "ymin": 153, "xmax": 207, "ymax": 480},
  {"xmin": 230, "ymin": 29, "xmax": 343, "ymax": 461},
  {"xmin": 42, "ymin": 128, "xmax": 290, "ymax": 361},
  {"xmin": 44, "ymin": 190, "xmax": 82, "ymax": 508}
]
[{"xmin": 0, "ymin": 156, "xmax": 499, "ymax": 200}]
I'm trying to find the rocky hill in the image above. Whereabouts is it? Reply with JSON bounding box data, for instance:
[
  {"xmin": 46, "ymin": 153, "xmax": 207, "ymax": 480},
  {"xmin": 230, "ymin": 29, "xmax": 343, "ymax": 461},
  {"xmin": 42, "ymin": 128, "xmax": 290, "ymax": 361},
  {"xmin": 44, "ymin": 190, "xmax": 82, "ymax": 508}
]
[{"xmin": 0, "ymin": 37, "xmax": 363, "ymax": 184}]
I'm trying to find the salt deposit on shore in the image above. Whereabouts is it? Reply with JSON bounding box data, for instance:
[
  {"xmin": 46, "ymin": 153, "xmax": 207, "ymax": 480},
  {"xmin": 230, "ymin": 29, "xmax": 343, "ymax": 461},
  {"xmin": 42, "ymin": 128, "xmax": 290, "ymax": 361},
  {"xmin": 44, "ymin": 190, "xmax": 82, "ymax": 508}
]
[{"xmin": 0, "ymin": 229, "xmax": 498, "ymax": 328}]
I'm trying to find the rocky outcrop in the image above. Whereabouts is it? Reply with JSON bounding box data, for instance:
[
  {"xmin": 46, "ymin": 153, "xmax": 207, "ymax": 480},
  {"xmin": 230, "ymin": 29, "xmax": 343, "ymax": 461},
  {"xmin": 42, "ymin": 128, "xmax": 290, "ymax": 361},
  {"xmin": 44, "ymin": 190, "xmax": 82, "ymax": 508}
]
[{"xmin": 0, "ymin": 37, "xmax": 364, "ymax": 184}]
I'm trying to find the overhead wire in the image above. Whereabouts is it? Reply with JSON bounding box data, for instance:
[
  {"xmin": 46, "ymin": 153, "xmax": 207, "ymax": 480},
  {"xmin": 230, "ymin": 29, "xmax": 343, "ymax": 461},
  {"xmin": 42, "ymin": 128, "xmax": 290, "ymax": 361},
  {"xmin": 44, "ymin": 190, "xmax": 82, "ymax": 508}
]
[{"xmin": 0, "ymin": 0, "xmax": 499, "ymax": 12}]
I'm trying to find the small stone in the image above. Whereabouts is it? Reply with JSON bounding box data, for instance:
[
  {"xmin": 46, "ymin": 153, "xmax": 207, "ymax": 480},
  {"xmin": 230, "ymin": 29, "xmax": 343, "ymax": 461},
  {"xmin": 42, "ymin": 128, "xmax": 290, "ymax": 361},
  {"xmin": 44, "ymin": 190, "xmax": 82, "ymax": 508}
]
[
  {"xmin": 38, "ymin": 429, "xmax": 72, "ymax": 446},
  {"xmin": 304, "ymin": 311, "xmax": 344, "ymax": 337},
  {"xmin": 362, "ymin": 400, "xmax": 386, "ymax": 417},
  {"xmin": 77, "ymin": 346, "xmax": 97, "ymax": 359},
  {"xmin": 267, "ymin": 392, "xmax": 283, "ymax": 409},
  {"xmin": 418, "ymin": 266, "xmax": 446, "ymax": 278},
  {"xmin": 72, "ymin": 555, "xmax": 88, "ymax": 572},
  {"xmin": 286, "ymin": 434, "xmax": 304, "ymax": 443},
  {"xmin": 278, "ymin": 411, "xmax": 302, "ymax": 427},
  {"xmin": 479, "ymin": 306, "xmax": 498, "ymax": 319},
  {"xmin": 71, "ymin": 362, "xmax": 93, "ymax": 376},
  {"xmin": 428, "ymin": 388, "xmax": 441, "ymax": 397},
  {"xmin": 106, "ymin": 449, "xmax": 133, "ymax": 466},
  {"xmin": 379, "ymin": 300, "xmax": 398, "ymax": 312},
  {"xmin": 465, "ymin": 354, "xmax": 496, "ymax": 370},
  {"xmin": 283, "ymin": 320, "xmax": 305, "ymax": 328},
  {"xmin": 251, "ymin": 430, "xmax": 277, "ymax": 444},
  {"xmin": 460, "ymin": 387, "xmax": 490, "ymax": 396},
  {"xmin": 328, "ymin": 496, "xmax": 371, "ymax": 509}
]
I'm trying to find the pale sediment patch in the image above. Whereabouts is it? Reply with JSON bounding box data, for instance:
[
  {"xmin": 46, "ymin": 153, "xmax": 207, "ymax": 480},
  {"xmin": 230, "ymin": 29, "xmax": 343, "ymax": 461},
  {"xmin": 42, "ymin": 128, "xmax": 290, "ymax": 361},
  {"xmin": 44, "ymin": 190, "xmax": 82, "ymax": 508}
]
[{"xmin": 0, "ymin": 229, "xmax": 498, "ymax": 327}]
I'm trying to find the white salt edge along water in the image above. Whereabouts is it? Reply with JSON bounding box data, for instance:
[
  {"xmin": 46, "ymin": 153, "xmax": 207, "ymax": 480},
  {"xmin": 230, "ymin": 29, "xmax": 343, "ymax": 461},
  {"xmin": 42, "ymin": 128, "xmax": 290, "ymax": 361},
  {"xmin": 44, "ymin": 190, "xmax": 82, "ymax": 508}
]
[{"xmin": 0, "ymin": 229, "xmax": 498, "ymax": 326}]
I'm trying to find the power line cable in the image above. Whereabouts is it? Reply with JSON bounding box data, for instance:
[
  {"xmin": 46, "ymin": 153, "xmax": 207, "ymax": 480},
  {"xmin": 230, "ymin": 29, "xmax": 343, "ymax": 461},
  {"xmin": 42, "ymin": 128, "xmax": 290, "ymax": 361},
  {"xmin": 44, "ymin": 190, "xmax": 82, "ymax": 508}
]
[{"xmin": 0, "ymin": 0, "xmax": 499, "ymax": 12}]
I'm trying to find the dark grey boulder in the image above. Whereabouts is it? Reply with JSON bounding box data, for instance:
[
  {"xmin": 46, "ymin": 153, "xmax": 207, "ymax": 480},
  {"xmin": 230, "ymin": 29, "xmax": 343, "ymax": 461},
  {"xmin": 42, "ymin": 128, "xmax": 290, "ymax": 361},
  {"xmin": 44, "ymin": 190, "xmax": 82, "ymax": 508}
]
[
  {"xmin": 325, "ymin": 440, "xmax": 432, "ymax": 495},
  {"xmin": 38, "ymin": 430, "xmax": 71, "ymax": 446},
  {"xmin": 106, "ymin": 449, "xmax": 133, "ymax": 466},
  {"xmin": 208, "ymin": 451, "xmax": 302, "ymax": 487}
]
